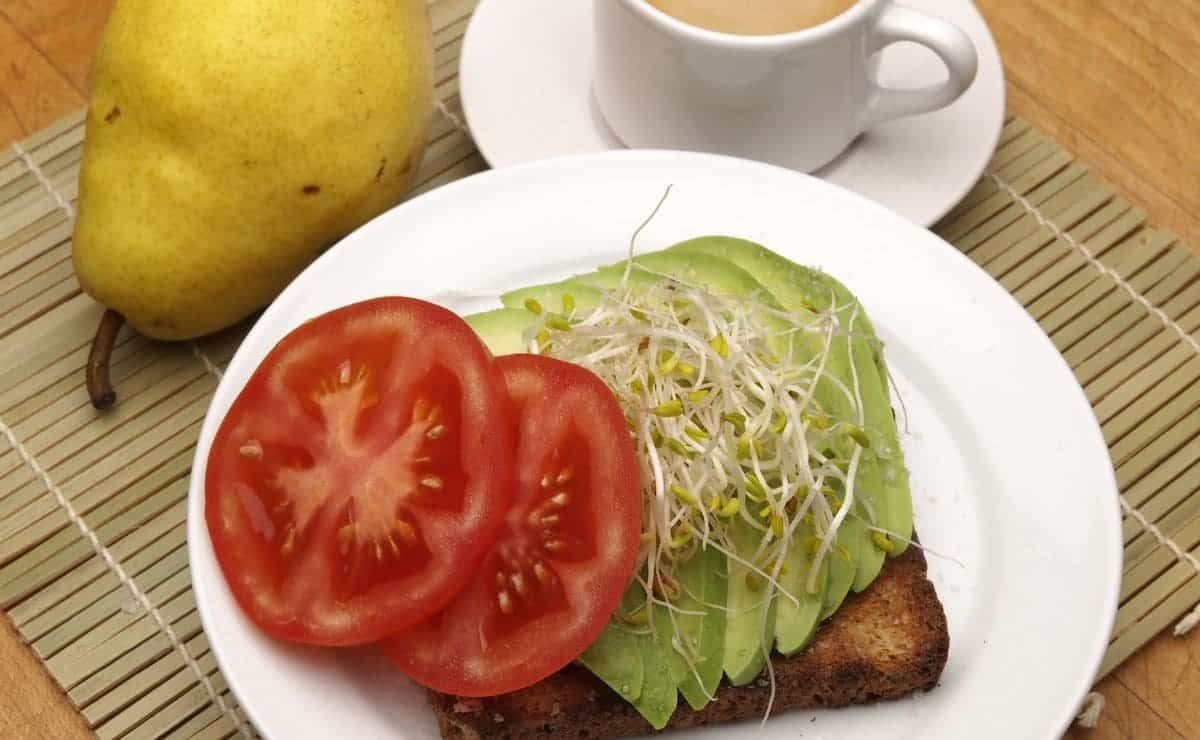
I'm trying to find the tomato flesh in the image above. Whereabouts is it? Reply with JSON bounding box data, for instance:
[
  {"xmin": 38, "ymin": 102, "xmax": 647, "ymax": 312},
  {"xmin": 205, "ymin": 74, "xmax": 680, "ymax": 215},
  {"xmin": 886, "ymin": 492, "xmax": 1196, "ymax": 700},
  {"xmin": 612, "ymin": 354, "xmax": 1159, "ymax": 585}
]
[
  {"xmin": 383, "ymin": 354, "xmax": 641, "ymax": 696},
  {"xmin": 205, "ymin": 297, "xmax": 514, "ymax": 646}
]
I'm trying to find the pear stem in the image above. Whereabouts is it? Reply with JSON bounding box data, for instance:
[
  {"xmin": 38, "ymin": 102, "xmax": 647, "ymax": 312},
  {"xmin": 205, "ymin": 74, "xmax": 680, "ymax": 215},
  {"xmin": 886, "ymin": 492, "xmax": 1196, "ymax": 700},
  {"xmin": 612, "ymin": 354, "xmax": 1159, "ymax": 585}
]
[{"xmin": 87, "ymin": 310, "xmax": 124, "ymax": 410}]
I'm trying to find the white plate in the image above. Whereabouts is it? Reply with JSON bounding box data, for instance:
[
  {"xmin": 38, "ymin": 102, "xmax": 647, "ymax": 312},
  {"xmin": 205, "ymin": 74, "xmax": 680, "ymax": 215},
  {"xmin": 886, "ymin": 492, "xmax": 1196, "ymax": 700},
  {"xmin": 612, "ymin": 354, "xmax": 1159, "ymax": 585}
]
[
  {"xmin": 459, "ymin": 0, "xmax": 1006, "ymax": 226},
  {"xmin": 189, "ymin": 151, "xmax": 1120, "ymax": 740}
]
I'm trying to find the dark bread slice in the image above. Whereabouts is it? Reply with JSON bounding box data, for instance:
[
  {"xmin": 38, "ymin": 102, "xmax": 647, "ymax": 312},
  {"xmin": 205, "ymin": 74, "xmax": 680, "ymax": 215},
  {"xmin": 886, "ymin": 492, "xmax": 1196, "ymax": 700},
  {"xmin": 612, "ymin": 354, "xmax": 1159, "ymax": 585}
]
[{"xmin": 429, "ymin": 544, "xmax": 948, "ymax": 740}]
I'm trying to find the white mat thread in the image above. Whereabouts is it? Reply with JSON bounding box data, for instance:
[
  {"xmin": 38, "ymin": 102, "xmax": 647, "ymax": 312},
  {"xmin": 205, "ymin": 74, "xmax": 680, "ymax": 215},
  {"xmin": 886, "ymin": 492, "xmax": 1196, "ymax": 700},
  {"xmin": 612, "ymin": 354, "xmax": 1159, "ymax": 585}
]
[
  {"xmin": 1076, "ymin": 691, "xmax": 1106, "ymax": 728},
  {"xmin": 191, "ymin": 343, "xmax": 225, "ymax": 382},
  {"xmin": 435, "ymin": 97, "xmax": 471, "ymax": 137},
  {"xmin": 10, "ymin": 141, "xmax": 76, "ymax": 221},
  {"xmin": 1119, "ymin": 498, "xmax": 1200, "ymax": 637}
]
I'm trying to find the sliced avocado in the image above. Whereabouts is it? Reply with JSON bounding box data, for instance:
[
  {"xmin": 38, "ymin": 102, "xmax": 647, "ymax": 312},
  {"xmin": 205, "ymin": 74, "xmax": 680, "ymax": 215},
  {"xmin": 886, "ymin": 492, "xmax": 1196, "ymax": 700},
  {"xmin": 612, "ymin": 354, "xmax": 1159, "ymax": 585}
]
[
  {"xmin": 668, "ymin": 236, "xmax": 912, "ymax": 557},
  {"xmin": 500, "ymin": 281, "xmax": 603, "ymax": 317},
  {"xmin": 462, "ymin": 307, "xmax": 535, "ymax": 356},
  {"xmin": 723, "ymin": 516, "xmax": 777, "ymax": 686},
  {"xmin": 849, "ymin": 457, "xmax": 887, "ymax": 592},
  {"xmin": 652, "ymin": 546, "xmax": 727, "ymax": 711},
  {"xmin": 773, "ymin": 521, "xmax": 830, "ymax": 656},
  {"xmin": 582, "ymin": 584, "xmax": 678, "ymax": 730},
  {"xmin": 666, "ymin": 235, "xmax": 888, "ymax": 378},
  {"xmin": 579, "ymin": 625, "xmax": 645, "ymax": 705},
  {"xmin": 817, "ymin": 273, "xmax": 912, "ymax": 556},
  {"xmin": 662, "ymin": 237, "xmax": 885, "ymax": 600},
  {"xmin": 632, "ymin": 629, "xmax": 679, "ymax": 730},
  {"xmin": 587, "ymin": 251, "xmax": 808, "ymax": 367},
  {"xmin": 578, "ymin": 587, "xmax": 647, "ymax": 705},
  {"xmin": 588, "ymin": 251, "xmax": 779, "ymax": 306},
  {"xmin": 821, "ymin": 513, "xmax": 863, "ymax": 620}
]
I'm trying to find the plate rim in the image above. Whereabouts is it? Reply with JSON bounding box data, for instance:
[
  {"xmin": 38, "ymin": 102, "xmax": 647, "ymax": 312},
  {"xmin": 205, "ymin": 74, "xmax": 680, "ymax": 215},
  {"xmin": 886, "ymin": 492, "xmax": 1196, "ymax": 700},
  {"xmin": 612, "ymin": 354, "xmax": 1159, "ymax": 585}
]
[
  {"xmin": 458, "ymin": 0, "xmax": 1007, "ymax": 227},
  {"xmin": 188, "ymin": 148, "xmax": 1121, "ymax": 740}
]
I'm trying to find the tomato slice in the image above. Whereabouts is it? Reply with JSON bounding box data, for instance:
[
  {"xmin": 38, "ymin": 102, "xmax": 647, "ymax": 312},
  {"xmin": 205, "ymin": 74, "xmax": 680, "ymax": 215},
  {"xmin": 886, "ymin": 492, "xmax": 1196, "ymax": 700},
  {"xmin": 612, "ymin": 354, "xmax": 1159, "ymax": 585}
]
[
  {"xmin": 205, "ymin": 297, "xmax": 514, "ymax": 646},
  {"xmin": 383, "ymin": 355, "xmax": 641, "ymax": 696}
]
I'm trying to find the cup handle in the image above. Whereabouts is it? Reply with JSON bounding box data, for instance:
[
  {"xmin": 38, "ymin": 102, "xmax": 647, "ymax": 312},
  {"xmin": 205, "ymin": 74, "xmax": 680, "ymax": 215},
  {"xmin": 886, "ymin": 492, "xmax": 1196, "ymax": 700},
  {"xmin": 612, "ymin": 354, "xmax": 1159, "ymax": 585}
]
[{"xmin": 860, "ymin": 3, "xmax": 978, "ymax": 129}]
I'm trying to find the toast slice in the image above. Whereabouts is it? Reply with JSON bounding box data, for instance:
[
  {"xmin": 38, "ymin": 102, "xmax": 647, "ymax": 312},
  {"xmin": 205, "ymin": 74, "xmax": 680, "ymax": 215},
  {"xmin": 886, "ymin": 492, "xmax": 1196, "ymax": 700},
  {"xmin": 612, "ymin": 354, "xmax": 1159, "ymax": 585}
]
[{"xmin": 428, "ymin": 545, "xmax": 948, "ymax": 739}]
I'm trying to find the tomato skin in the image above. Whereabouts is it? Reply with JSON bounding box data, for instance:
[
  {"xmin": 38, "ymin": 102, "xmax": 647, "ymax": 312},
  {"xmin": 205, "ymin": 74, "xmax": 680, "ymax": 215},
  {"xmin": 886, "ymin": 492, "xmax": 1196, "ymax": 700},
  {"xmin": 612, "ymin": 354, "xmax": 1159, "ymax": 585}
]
[
  {"xmin": 383, "ymin": 355, "xmax": 641, "ymax": 696},
  {"xmin": 205, "ymin": 297, "xmax": 514, "ymax": 646}
]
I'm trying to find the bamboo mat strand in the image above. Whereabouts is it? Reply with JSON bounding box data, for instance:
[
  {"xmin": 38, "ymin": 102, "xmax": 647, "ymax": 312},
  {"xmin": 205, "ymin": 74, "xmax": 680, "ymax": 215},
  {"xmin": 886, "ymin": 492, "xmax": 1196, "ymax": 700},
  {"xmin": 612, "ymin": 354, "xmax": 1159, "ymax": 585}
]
[{"xmin": 0, "ymin": 1, "xmax": 1198, "ymax": 737}]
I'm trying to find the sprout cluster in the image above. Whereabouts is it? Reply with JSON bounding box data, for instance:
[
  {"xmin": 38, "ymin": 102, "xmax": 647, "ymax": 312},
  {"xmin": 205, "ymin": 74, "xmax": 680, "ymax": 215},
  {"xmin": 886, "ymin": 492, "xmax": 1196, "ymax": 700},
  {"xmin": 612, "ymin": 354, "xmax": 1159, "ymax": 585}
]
[{"xmin": 522, "ymin": 270, "xmax": 873, "ymax": 619}]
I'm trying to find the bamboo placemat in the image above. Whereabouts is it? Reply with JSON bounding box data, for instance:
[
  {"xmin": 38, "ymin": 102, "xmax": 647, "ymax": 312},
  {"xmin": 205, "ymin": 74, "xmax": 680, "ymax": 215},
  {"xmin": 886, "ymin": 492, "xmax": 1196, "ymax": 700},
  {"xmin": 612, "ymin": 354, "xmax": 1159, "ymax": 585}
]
[{"xmin": 2, "ymin": 1, "xmax": 1199, "ymax": 737}]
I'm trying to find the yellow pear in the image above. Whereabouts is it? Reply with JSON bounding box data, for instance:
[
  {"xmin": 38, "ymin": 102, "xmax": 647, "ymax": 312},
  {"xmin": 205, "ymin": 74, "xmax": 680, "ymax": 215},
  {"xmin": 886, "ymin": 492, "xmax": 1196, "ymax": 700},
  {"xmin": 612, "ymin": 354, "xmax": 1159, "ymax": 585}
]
[{"xmin": 73, "ymin": 0, "xmax": 433, "ymax": 406}]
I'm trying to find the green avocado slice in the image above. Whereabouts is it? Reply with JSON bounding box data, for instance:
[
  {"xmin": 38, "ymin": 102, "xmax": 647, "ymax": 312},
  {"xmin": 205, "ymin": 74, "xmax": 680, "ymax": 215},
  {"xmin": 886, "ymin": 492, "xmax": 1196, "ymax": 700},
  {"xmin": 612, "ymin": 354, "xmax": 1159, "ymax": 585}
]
[
  {"xmin": 666, "ymin": 236, "xmax": 912, "ymax": 557},
  {"xmin": 581, "ymin": 592, "xmax": 679, "ymax": 730},
  {"xmin": 462, "ymin": 307, "xmax": 535, "ymax": 356},
  {"xmin": 652, "ymin": 546, "xmax": 727, "ymax": 711},
  {"xmin": 578, "ymin": 587, "xmax": 646, "ymax": 705},
  {"xmin": 821, "ymin": 513, "xmax": 862, "ymax": 620},
  {"xmin": 723, "ymin": 516, "xmax": 777, "ymax": 686},
  {"xmin": 663, "ymin": 237, "xmax": 883, "ymax": 603},
  {"xmin": 633, "ymin": 628, "xmax": 679, "ymax": 729},
  {"xmin": 849, "ymin": 453, "xmax": 888, "ymax": 592},
  {"xmin": 774, "ymin": 519, "xmax": 830, "ymax": 656},
  {"xmin": 812, "ymin": 271, "xmax": 912, "ymax": 556},
  {"xmin": 578, "ymin": 625, "xmax": 645, "ymax": 706},
  {"xmin": 664, "ymin": 235, "xmax": 888, "ymax": 379},
  {"xmin": 500, "ymin": 281, "xmax": 604, "ymax": 317},
  {"xmin": 588, "ymin": 251, "xmax": 779, "ymax": 305}
]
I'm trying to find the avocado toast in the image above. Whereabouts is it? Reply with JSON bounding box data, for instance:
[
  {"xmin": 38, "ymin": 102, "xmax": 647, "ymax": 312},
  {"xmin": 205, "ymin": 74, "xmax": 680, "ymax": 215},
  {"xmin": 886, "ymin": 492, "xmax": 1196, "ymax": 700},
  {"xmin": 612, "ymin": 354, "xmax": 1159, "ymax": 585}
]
[
  {"xmin": 429, "ymin": 544, "xmax": 946, "ymax": 739},
  {"xmin": 446, "ymin": 237, "xmax": 948, "ymax": 738}
]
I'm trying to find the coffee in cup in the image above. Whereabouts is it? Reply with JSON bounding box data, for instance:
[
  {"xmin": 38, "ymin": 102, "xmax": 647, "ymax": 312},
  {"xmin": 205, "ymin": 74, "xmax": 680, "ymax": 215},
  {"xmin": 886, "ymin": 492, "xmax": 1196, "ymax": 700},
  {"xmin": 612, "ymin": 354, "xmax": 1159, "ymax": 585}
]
[{"xmin": 646, "ymin": 0, "xmax": 858, "ymax": 36}]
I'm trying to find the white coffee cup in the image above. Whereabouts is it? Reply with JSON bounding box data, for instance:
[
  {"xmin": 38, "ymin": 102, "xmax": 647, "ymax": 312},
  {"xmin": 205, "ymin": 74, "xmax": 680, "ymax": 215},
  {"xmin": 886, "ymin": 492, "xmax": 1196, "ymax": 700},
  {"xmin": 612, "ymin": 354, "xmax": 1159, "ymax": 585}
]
[{"xmin": 593, "ymin": 0, "xmax": 979, "ymax": 173}]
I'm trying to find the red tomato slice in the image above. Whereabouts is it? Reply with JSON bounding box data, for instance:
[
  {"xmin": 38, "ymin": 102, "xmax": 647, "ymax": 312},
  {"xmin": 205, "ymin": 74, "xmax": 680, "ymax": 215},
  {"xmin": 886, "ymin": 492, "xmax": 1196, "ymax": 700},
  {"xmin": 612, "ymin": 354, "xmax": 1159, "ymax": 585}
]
[
  {"xmin": 205, "ymin": 297, "xmax": 514, "ymax": 646},
  {"xmin": 383, "ymin": 355, "xmax": 641, "ymax": 696}
]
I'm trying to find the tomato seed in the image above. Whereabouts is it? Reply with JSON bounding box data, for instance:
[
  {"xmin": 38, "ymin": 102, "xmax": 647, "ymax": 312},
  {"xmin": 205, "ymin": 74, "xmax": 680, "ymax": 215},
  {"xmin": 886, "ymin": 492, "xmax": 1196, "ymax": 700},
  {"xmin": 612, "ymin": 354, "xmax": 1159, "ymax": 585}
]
[
  {"xmin": 238, "ymin": 440, "xmax": 263, "ymax": 458},
  {"xmin": 498, "ymin": 590, "xmax": 515, "ymax": 615},
  {"xmin": 280, "ymin": 527, "xmax": 297, "ymax": 557},
  {"xmin": 420, "ymin": 475, "xmax": 443, "ymax": 490},
  {"xmin": 510, "ymin": 573, "xmax": 529, "ymax": 596},
  {"xmin": 426, "ymin": 425, "xmax": 446, "ymax": 440}
]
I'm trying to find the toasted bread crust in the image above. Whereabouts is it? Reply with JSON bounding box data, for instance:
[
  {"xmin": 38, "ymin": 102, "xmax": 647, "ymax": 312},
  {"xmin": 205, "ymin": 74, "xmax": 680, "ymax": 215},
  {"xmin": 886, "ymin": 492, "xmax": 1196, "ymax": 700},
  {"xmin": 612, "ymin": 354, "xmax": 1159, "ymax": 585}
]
[{"xmin": 429, "ymin": 545, "xmax": 948, "ymax": 740}]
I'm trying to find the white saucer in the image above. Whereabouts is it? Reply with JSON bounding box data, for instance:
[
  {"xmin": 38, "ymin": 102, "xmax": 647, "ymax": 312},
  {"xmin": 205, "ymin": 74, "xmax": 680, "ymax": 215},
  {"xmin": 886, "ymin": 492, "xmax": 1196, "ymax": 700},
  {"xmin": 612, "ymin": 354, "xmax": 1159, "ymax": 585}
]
[{"xmin": 459, "ymin": 0, "xmax": 1005, "ymax": 226}]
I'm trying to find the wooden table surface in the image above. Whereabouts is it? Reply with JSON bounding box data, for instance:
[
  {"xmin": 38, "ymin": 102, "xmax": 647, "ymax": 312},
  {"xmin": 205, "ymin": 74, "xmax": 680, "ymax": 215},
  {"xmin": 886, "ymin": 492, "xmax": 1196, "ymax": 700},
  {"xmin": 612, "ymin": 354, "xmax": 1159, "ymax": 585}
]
[{"xmin": 2, "ymin": 1, "xmax": 1198, "ymax": 738}]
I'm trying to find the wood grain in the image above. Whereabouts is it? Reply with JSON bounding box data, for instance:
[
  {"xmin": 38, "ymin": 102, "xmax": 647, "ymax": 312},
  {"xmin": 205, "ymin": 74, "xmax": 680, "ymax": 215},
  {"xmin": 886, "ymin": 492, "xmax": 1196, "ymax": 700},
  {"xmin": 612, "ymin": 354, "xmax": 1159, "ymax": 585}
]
[
  {"xmin": 977, "ymin": 0, "xmax": 1200, "ymax": 252},
  {"xmin": 1109, "ymin": 628, "xmax": 1200, "ymax": 739},
  {"xmin": 0, "ymin": 608, "xmax": 91, "ymax": 739},
  {"xmin": 0, "ymin": 1, "xmax": 1197, "ymax": 738},
  {"xmin": 0, "ymin": 0, "xmax": 116, "ymax": 92},
  {"xmin": 0, "ymin": 11, "xmax": 85, "ymax": 146}
]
